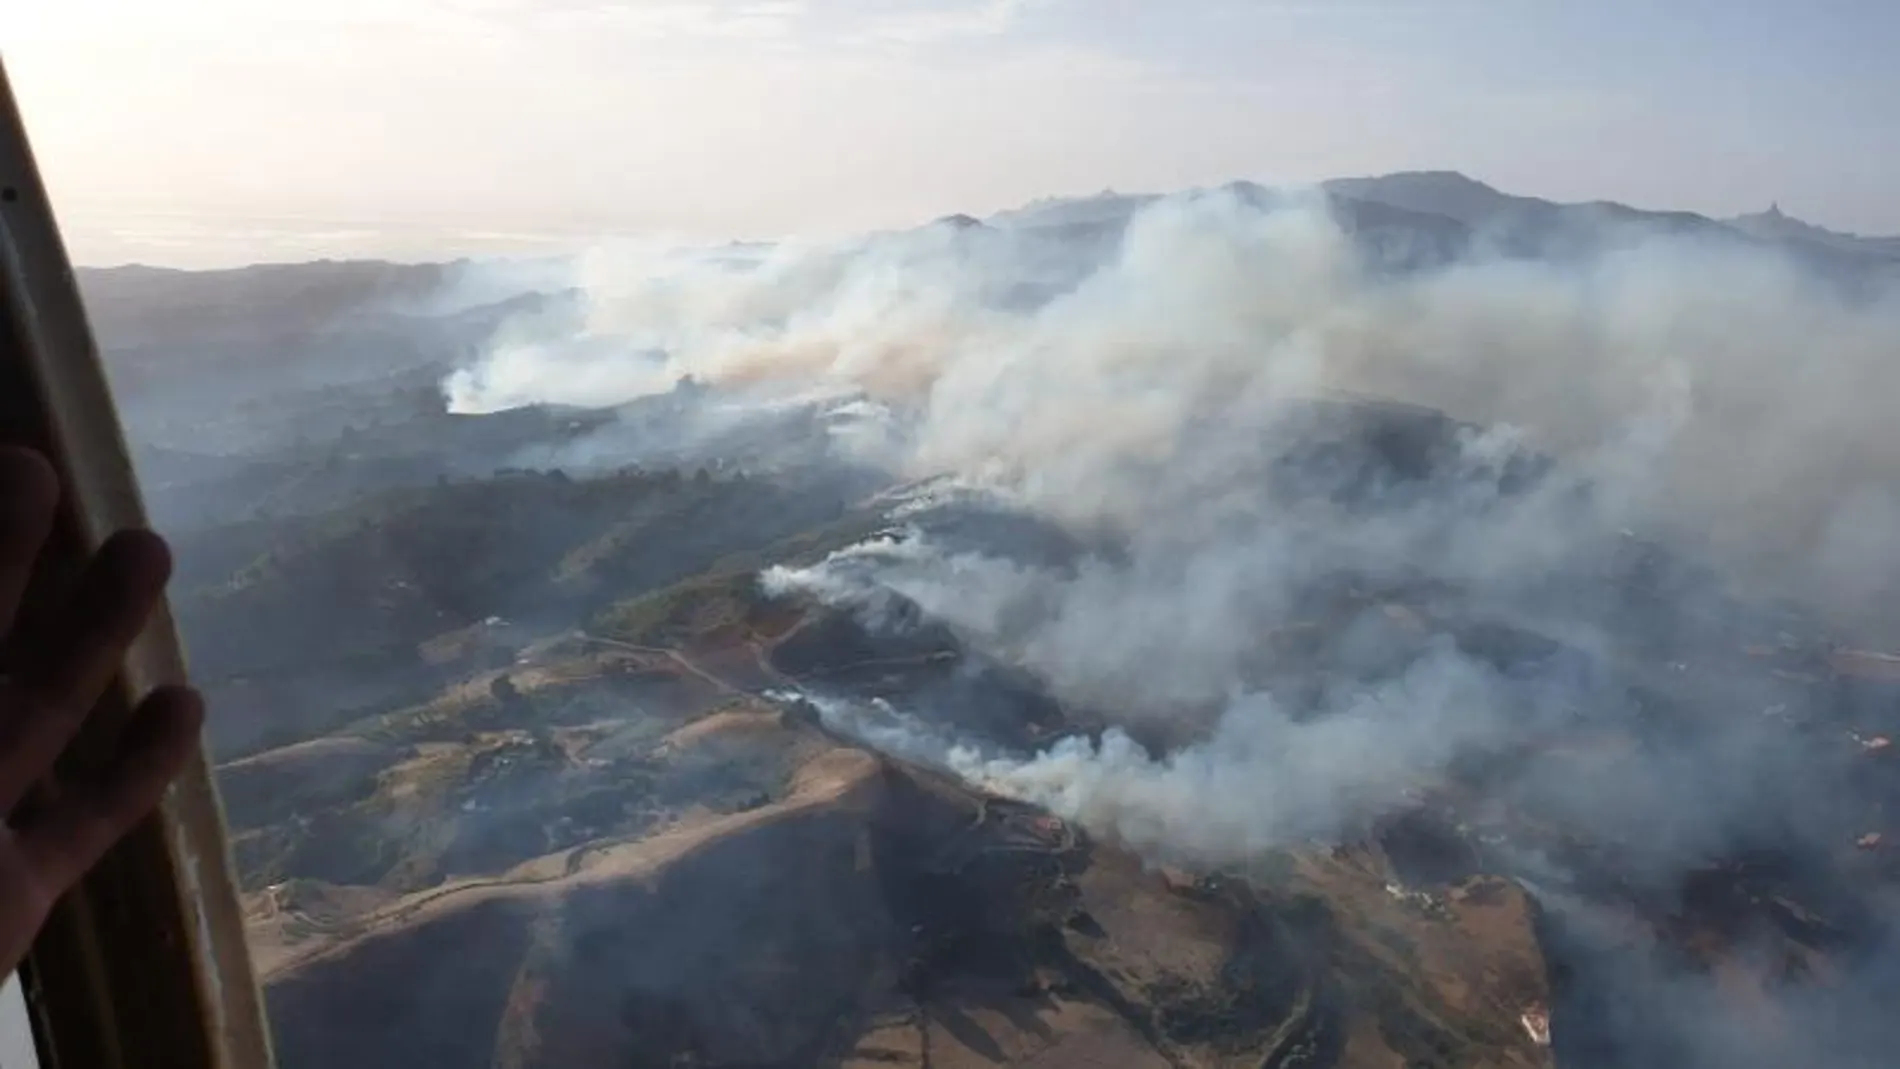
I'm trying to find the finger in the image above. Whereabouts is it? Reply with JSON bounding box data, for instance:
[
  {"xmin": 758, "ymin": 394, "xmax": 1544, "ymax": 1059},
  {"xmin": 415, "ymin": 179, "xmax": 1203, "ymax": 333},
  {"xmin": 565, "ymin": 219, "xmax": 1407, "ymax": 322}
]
[
  {"xmin": 11, "ymin": 528, "xmax": 171, "ymax": 705},
  {"xmin": 15, "ymin": 685, "xmax": 202, "ymax": 892},
  {"xmin": 0, "ymin": 530, "xmax": 171, "ymax": 813},
  {"xmin": 0, "ymin": 447, "xmax": 58, "ymax": 637}
]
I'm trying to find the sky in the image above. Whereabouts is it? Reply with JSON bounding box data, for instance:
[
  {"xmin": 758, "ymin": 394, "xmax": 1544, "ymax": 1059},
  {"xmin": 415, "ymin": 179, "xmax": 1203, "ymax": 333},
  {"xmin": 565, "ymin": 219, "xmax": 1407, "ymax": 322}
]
[{"xmin": 6, "ymin": 0, "xmax": 1898, "ymax": 266}]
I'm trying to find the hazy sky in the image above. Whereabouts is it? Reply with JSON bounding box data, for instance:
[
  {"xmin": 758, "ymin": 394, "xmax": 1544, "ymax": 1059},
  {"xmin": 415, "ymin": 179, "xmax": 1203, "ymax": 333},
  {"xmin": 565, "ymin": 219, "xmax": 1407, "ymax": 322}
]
[{"xmin": 7, "ymin": 0, "xmax": 1898, "ymax": 265}]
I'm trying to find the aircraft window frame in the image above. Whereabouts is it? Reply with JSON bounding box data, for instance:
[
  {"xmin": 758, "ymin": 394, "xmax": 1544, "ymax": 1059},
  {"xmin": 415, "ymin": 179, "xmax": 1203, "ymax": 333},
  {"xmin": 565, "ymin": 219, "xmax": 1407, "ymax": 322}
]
[{"xmin": 0, "ymin": 59, "xmax": 273, "ymax": 1069}]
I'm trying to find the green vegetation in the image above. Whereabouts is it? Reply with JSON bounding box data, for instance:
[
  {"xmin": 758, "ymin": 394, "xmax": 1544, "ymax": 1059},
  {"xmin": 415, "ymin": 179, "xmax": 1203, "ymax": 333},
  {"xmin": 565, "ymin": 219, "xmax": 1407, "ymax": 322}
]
[
  {"xmin": 590, "ymin": 507, "xmax": 888, "ymax": 647},
  {"xmin": 176, "ymin": 464, "xmax": 863, "ymax": 756},
  {"xmin": 1147, "ymin": 888, "xmax": 1317, "ymax": 1053},
  {"xmin": 1330, "ymin": 911, "xmax": 1504, "ymax": 1069},
  {"xmin": 593, "ymin": 571, "xmax": 769, "ymax": 647},
  {"xmin": 180, "ymin": 467, "xmax": 848, "ymax": 671}
]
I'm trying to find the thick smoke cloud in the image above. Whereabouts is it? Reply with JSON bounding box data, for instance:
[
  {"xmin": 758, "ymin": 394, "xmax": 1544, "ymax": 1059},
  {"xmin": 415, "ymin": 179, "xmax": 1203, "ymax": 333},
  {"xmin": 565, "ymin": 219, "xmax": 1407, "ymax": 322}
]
[
  {"xmin": 449, "ymin": 190, "xmax": 1900, "ymax": 634},
  {"xmin": 447, "ymin": 186, "xmax": 1900, "ymax": 842},
  {"xmin": 449, "ymin": 188, "xmax": 1900, "ymax": 1066}
]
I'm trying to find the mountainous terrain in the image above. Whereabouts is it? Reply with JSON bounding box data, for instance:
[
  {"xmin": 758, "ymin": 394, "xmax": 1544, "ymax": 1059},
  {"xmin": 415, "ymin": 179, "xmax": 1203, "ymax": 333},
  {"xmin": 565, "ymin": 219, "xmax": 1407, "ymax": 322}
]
[
  {"xmin": 82, "ymin": 172, "xmax": 1900, "ymax": 1068},
  {"xmin": 1727, "ymin": 202, "xmax": 1900, "ymax": 260},
  {"xmin": 991, "ymin": 170, "xmax": 1900, "ymax": 280}
]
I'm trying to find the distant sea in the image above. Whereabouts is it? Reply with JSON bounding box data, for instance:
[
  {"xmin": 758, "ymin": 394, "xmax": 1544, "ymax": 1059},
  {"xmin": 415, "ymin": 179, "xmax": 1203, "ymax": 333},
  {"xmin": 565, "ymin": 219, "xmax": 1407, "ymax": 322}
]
[{"xmin": 58, "ymin": 210, "xmax": 645, "ymax": 269}]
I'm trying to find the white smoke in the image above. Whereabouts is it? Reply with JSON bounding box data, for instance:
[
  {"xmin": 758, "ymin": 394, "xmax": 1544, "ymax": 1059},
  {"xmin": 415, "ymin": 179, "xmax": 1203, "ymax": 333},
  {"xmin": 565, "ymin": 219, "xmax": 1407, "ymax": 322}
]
[
  {"xmin": 762, "ymin": 512, "xmax": 1605, "ymax": 867},
  {"xmin": 458, "ymin": 186, "xmax": 1900, "ymax": 863},
  {"xmin": 942, "ymin": 643, "xmax": 1525, "ymax": 862},
  {"xmin": 765, "ymin": 646, "xmax": 1525, "ymax": 867},
  {"xmin": 446, "ymin": 182, "xmax": 1900, "ymax": 1069},
  {"xmin": 449, "ymin": 190, "xmax": 1900, "ymax": 626}
]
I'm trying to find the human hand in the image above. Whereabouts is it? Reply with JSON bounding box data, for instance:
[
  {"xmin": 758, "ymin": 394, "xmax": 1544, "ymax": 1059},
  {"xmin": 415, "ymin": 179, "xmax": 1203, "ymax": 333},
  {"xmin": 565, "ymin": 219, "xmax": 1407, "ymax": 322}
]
[{"xmin": 0, "ymin": 446, "xmax": 203, "ymax": 974}]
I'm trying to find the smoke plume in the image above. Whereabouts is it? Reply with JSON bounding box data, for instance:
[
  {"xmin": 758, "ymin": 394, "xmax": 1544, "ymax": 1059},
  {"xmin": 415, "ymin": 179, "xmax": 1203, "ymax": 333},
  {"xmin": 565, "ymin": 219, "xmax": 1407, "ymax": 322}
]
[
  {"xmin": 451, "ymin": 190, "xmax": 1900, "ymax": 631},
  {"xmin": 450, "ymin": 185, "xmax": 1900, "ymax": 1065}
]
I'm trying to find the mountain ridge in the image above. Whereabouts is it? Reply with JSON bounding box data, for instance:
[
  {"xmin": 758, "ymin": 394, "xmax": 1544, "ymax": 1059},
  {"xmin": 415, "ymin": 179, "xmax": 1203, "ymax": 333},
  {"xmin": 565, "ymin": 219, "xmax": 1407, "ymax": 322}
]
[{"xmin": 69, "ymin": 171, "xmax": 1899, "ymax": 284}]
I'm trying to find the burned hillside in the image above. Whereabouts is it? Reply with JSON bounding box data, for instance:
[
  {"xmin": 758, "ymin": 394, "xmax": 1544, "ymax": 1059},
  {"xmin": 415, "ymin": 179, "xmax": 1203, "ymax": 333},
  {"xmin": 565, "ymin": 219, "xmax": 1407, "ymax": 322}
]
[
  {"xmin": 74, "ymin": 177, "xmax": 1900, "ymax": 1069},
  {"xmin": 179, "ymin": 371, "xmax": 1900, "ymax": 1069}
]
